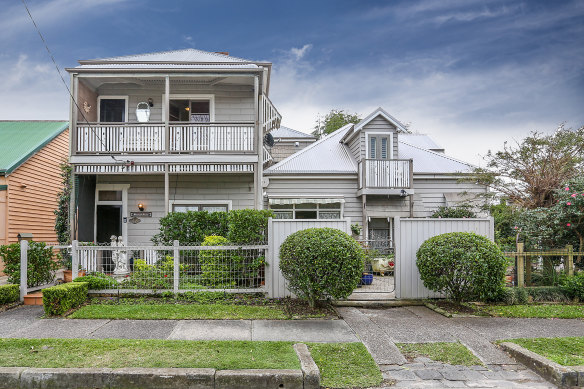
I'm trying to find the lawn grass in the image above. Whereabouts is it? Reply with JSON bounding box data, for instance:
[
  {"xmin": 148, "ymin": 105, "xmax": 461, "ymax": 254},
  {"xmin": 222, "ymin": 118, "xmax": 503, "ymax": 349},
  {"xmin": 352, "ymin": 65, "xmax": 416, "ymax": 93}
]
[
  {"xmin": 68, "ymin": 303, "xmax": 288, "ymax": 320},
  {"xmin": 308, "ymin": 343, "xmax": 383, "ymax": 388},
  {"xmin": 0, "ymin": 338, "xmax": 299, "ymax": 369},
  {"xmin": 503, "ymin": 337, "xmax": 584, "ymax": 366},
  {"xmin": 483, "ymin": 304, "xmax": 584, "ymax": 319},
  {"xmin": 396, "ymin": 342, "xmax": 483, "ymax": 366}
]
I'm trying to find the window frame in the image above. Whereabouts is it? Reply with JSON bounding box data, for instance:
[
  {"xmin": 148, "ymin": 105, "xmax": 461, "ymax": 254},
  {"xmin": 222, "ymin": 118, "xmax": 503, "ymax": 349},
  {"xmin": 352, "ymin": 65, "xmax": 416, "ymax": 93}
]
[
  {"xmin": 366, "ymin": 132, "xmax": 393, "ymax": 160},
  {"xmin": 169, "ymin": 199, "xmax": 232, "ymax": 213},
  {"xmin": 97, "ymin": 95, "xmax": 129, "ymax": 123},
  {"xmin": 270, "ymin": 202, "xmax": 343, "ymax": 220},
  {"xmin": 162, "ymin": 94, "xmax": 215, "ymax": 122}
]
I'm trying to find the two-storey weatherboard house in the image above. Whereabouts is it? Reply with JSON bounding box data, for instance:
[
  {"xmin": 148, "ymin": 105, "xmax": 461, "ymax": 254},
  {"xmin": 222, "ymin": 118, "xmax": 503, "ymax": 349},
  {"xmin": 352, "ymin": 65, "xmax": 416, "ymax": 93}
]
[{"xmin": 66, "ymin": 49, "xmax": 280, "ymax": 244}]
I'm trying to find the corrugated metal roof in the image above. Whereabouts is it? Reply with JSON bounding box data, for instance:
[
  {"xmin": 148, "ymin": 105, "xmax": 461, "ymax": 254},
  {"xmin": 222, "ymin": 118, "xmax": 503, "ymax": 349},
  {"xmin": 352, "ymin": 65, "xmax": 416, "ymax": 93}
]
[
  {"xmin": 265, "ymin": 125, "xmax": 473, "ymax": 175},
  {"xmin": 265, "ymin": 124, "xmax": 357, "ymax": 174},
  {"xmin": 87, "ymin": 49, "xmax": 254, "ymax": 63},
  {"xmin": 269, "ymin": 126, "xmax": 315, "ymax": 139},
  {"xmin": 398, "ymin": 134, "xmax": 444, "ymax": 151},
  {"xmin": 398, "ymin": 141, "xmax": 473, "ymax": 173},
  {"xmin": 0, "ymin": 121, "xmax": 68, "ymax": 175},
  {"xmin": 75, "ymin": 63, "xmax": 259, "ymax": 69}
]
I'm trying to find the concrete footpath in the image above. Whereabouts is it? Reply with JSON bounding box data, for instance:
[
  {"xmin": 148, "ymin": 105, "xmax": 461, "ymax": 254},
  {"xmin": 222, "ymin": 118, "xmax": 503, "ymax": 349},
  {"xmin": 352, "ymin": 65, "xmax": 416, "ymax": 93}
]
[{"xmin": 2, "ymin": 305, "xmax": 584, "ymax": 388}]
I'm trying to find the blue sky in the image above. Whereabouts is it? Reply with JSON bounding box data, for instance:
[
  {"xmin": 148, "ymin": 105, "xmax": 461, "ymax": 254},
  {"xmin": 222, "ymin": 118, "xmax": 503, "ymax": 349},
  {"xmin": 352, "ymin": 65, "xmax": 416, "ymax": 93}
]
[{"xmin": 0, "ymin": 0, "xmax": 582, "ymax": 164}]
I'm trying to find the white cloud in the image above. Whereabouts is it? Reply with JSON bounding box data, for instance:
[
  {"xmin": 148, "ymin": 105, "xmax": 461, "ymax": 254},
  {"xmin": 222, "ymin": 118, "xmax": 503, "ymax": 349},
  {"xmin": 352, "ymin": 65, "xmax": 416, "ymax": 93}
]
[
  {"xmin": 0, "ymin": 55, "xmax": 68, "ymax": 120},
  {"xmin": 288, "ymin": 44, "xmax": 313, "ymax": 61}
]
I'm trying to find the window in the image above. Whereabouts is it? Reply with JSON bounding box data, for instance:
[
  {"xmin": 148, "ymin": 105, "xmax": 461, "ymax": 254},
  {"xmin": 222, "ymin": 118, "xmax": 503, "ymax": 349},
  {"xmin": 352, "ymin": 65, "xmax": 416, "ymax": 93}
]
[
  {"xmin": 369, "ymin": 135, "xmax": 391, "ymax": 159},
  {"xmin": 271, "ymin": 202, "xmax": 342, "ymax": 219},
  {"xmin": 99, "ymin": 98, "xmax": 126, "ymax": 122},
  {"xmin": 169, "ymin": 100, "xmax": 211, "ymax": 122},
  {"xmin": 172, "ymin": 203, "xmax": 228, "ymax": 213}
]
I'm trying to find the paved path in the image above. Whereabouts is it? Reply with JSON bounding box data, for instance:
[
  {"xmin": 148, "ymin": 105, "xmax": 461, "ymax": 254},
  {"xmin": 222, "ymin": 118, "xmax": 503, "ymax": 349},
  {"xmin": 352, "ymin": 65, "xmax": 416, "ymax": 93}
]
[
  {"xmin": 2, "ymin": 305, "xmax": 584, "ymax": 388},
  {"xmin": 339, "ymin": 306, "xmax": 584, "ymax": 388},
  {"xmin": 0, "ymin": 306, "xmax": 358, "ymax": 343}
]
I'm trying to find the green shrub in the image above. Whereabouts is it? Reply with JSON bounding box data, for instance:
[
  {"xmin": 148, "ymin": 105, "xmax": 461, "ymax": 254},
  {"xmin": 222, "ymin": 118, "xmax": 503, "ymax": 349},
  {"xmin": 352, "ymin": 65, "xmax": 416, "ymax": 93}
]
[
  {"xmin": 73, "ymin": 273, "xmax": 117, "ymax": 289},
  {"xmin": 431, "ymin": 205, "xmax": 477, "ymax": 219},
  {"xmin": 501, "ymin": 287, "xmax": 529, "ymax": 305},
  {"xmin": 200, "ymin": 236, "xmax": 240, "ymax": 287},
  {"xmin": 227, "ymin": 209, "xmax": 273, "ymax": 244},
  {"xmin": 0, "ymin": 284, "xmax": 19, "ymax": 304},
  {"xmin": 416, "ymin": 232, "xmax": 507, "ymax": 302},
  {"xmin": 0, "ymin": 242, "xmax": 60, "ymax": 287},
  {"xmin": 527, "ymin": 286, "xmax": 570, "ymax": 302},
  {"xmin": 43, "ymin": 282, "xmax": 88, "ymax": 316},
  {"xmin": 122, "ymin": 257, "xmax": 184, "ymax": 289},
  {"xmin": 279, "ymin": 228, "xmax": 365, "ymax": 307},
  {"xmin": 561, "ymin": 272, "xmax": 584, "ymax": 301}
]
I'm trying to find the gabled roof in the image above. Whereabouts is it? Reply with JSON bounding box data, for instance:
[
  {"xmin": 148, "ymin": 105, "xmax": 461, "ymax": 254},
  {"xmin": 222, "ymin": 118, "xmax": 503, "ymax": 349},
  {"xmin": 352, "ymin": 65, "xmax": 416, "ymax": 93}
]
[
  {"xmin": 0, "ymin": 121, "xmax": 68, "ymax": 176},
  {"xmin": 270, "ymin": 126, "xmax": 316, "ymax": 140},
  {"xmin": 265, "ymin": 124, "xmax": 357, "ymax": 174},
  {"xmin": 341, "ymin": 107, "xmax": 410, "ymax": 144},
  {"xmin": 80, "ymin": 48, "xmax": 257, "ymax": 64},
  {"xmin": 265, "ymin": 123, "xmax": 474, "ymax": 175}
]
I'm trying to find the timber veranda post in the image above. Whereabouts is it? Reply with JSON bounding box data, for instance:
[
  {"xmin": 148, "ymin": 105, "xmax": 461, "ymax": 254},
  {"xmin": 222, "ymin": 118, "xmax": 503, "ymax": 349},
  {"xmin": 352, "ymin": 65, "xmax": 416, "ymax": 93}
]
[{"xmin": 516, "ymin": 242, "xmax": 525, "ymax": 287}]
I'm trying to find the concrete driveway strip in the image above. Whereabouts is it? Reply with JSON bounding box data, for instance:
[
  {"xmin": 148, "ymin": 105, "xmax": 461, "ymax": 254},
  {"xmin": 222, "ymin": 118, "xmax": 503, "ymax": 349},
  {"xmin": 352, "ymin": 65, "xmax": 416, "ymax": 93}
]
[
  {"xmin": 168, "ymin": 320, "xmax": 252, "ymax": 341},
  {"xmin": 337, "ymin": 307, "xmax": 407, "ymax": 364},
  {"xmin": 0, "ymin": 306, "xmax": 43, "ymax": 337},
  {"xmin": 7, "ymin": 318, "xmax": 110, "ymax": 339},
  {"xmin": 91, "ymin": 320, "xmax": 178, "ymax": 340},
  {"xmin": 252, "ymin": 320, "xmax": 359, "ymax": 343}
]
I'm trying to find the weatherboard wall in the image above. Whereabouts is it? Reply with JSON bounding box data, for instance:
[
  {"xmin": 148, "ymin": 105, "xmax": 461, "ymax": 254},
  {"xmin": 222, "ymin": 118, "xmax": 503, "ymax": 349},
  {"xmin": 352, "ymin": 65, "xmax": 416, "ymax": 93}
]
[
  {"xmin": 96, "ymin": 84, "xmax": 255, "ymax": 123},
  {"xmin": 95, "ymin": 174, "xmax": 255, "ymax": 243},
  {"xmin": 4, "ymin": 129, "xmax": 69, "ymax": 247}
]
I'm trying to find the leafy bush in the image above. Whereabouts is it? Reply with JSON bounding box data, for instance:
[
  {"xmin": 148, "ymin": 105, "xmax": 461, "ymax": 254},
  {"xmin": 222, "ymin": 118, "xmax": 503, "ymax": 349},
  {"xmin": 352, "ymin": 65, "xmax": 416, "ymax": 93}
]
[
  {"xmin": 122, "ymin": 257, "xmax": 184, "ymax": 289},
  {"xmin": 416, "ymin": 232, "xmax": 507, "ymax": 302},
  {"xmin": 73, "ymin": 273, "xmax": 117, "ymax": 289},
  {"xmin": 501, "ymin": 287, "xmax": 529, "ymax": 305},
  {"xmin": 0, "ymin": 242, "xmax": 60, "ymax": 287},
  {"xmin": 0, "ymin": 284, "xmax": 19, "ymax": 305},
  {"xmin": 152, "ymin": 209, "xmax": 272, "ymax": 245},
  {"xmin": 431, "ymin": 205, "xmax": 477, "ymax": 219},
  {"xmin": 561, "ymin": 272, "xmax": 584, "ymax": 301},
  {"xmin": 527, "ymin": 286, "xmax": 570, "ymax": 302},
  {"xmin": 43, "ymin": 282, "xmax": 88, "ymax": 316},
  {"xmin": 279, "ymin": 228, "xmax": 365, "ymax": 307},
  {"xmin": 153, "ymin": 211, "xmax": 228, "ymax": 245},
  {"xmin": 227, "ymin": 209, "xmax": 273, "ymax": 244},
  {"xmin": 200, "ymin": 236, "xmax": 240, "ymax": 287}
]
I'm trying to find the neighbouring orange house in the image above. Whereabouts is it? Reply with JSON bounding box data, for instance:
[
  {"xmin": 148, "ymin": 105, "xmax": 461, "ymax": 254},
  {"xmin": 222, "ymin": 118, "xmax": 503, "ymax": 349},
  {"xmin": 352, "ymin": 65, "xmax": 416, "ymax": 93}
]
[{"xmin": 0, "ymin": 121, "xmax": 69, "ymax": 272}]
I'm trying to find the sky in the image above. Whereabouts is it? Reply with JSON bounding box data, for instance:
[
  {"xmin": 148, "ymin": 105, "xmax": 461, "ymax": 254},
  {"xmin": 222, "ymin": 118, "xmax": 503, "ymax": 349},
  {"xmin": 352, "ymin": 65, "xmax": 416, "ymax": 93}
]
[{"xmin": 0, "ymin": 0, "xmax": 582, "ymax": 165}]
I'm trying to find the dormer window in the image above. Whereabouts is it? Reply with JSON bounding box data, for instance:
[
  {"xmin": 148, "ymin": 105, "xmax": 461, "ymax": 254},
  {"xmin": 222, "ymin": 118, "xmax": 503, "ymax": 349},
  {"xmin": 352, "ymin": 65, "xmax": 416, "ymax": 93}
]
[{"xmin": 369, "ymin": 135, "xmax": 391, "ymax": 159}]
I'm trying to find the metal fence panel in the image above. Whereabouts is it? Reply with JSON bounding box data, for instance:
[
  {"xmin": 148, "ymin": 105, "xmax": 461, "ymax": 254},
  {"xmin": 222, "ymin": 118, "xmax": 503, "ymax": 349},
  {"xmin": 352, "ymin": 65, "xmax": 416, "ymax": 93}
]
[
  {"xmin": 267, "ymin": 218, "xmax": 351, "ymax": 298},
  {"xmin": 395, "ymin": 217, "xmax": 494, "ymax": 299}
]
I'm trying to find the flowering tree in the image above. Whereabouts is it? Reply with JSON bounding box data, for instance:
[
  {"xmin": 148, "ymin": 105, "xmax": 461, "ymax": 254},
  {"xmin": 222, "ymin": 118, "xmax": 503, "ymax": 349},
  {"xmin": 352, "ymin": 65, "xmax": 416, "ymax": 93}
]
[{"xmin": 555, "ymin": 177, "xmax": 584, "ymax": 255}]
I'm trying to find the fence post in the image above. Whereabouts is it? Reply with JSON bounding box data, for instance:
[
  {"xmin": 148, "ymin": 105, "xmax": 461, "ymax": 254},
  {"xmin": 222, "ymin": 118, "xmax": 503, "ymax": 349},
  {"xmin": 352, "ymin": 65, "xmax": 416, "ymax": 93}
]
[
  {"xmin": 566, "ymin": 244, "xmax": 574, "ymax": 277},
  {"xmin": 71, "ymin": 240, "xmax": 79, "ymax": 281},
  {"xmin": 173, "ymin": 240, "xmax": 179, "ymax": 294},
  {"xmin": 19, "ymin": 240, "xmax": 28, "ymax": 302},
  {"xmin": 516, "ymin": 242, "xmax": 524, "ymax": 287}
]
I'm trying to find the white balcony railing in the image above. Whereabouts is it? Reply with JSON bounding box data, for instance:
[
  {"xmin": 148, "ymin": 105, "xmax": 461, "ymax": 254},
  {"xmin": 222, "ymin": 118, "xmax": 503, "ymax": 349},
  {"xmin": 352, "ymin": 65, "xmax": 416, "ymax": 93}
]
[
  {"xmin": 363, "ymin": 159, "xmax": 412, "ymax": 189},
  {"xmin": 76, "ymin": 123, "xmax": 255, "ymax": 154},
  {"xmin": 77, "ymin": 123, "xmax": 165, "ymax": 153},
  {"xmin": 170, "ymin": 123, "xmax": 254, "ymax": 152}
]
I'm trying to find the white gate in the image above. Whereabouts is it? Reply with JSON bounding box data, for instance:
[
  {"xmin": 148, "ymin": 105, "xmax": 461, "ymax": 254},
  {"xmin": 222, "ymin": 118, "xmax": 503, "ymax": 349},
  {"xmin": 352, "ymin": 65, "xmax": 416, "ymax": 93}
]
[
  {"xmin": 394, "ymin": 217, "xmax": 495, "ymax": 299},
  {"xmin": 266, "ymin": 218, "xmax": 351, "ymax": 298}
]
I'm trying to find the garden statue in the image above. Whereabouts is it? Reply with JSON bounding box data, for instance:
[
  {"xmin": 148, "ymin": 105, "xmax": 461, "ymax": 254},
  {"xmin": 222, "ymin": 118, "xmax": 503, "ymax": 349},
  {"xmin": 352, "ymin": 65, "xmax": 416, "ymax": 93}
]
[{"xmin": 111, "ymin": 235, "xmax": 129, "ymax": 280}]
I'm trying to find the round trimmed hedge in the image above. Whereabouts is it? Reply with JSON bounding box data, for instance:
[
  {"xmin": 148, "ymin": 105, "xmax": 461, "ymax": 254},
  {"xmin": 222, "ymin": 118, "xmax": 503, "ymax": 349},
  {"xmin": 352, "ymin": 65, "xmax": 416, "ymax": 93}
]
[
  {"xmin": 416, "ymin": 232, "xmax": 507, "ymax": 302},
  {"xmin": 279, "ymin": 228, "xmax": 365, "ymax": 307}
]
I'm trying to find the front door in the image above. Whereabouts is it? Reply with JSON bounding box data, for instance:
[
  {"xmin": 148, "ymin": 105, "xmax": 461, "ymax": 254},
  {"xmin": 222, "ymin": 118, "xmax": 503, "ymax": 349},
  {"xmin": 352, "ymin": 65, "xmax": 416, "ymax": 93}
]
[{"xmin": 96, "ymin": 205, "xmax": 121, "ymax": 243}]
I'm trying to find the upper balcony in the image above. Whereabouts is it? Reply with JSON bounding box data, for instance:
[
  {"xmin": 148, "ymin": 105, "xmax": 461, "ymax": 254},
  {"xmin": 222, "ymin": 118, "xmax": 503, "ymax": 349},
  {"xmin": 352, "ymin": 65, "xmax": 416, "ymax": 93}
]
[
  {"xmin": 67, "ymin": 49, "xmax": 280, "ymax": 168},
  {"xmin": 357, "ymin": 159, "xmax": 413, "ymax": 196}
]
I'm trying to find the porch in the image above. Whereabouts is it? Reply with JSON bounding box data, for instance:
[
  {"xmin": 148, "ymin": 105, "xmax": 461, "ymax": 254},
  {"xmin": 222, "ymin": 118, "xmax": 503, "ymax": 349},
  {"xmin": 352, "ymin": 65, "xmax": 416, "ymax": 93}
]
[{"xmin": 358, "ymin": 159, "xmax": 414, "ymax": 195}]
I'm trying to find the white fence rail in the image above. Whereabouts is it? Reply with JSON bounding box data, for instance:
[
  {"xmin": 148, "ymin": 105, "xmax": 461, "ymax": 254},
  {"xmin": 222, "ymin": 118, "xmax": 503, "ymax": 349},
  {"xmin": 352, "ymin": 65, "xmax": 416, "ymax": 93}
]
[
  {"xmin": 77, "ymin": 124, "xmax": 165, "ymax": 153},
  {"xmin": 394, "ymin": 217, "xmax": 494, "ymax": 299},
  {"xmin": 266, "ymin": 218, "xmax": 351, "ymax": 298}
]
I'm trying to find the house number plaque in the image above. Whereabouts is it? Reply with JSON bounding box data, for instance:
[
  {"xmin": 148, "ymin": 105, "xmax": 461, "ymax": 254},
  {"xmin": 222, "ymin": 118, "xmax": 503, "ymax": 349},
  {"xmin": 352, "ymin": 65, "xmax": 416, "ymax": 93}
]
[{"xmin": 130, "ymin": 212, "xmax": 152, "ymax": 217}]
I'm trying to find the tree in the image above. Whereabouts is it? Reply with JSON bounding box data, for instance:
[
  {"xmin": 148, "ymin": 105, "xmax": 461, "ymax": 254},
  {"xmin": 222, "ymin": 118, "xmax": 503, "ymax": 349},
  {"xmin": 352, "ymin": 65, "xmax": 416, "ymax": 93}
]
[
  {"xmin": 467, "ymin": 125, "xmax": 584, "ymax": 209},
  {"xmin": 54, "ymin": 163, "xmax": 71, "ymax": 245},
  {"xmin": 312, "ymin": 109, "xmax": 361, "ymax": 139}
]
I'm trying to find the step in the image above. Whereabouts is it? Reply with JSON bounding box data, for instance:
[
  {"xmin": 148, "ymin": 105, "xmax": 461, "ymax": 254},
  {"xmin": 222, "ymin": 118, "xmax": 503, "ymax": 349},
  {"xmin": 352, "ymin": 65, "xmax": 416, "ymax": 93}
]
[
  {"xmin": 23, "ymin": 292, "xmax": 43, "ymax": 306},
  {"xmin": 333, "ymin": 299, "xmax": 424, "ymax": 308}
]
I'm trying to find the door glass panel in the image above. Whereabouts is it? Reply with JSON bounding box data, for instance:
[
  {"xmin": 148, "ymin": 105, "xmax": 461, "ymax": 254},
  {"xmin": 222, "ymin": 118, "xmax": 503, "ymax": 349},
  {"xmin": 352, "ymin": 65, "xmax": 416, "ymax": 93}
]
[
  {"xmin": 98, "ymin": 190, "xmax": 122, "ymax": 201},
  {"xmin": 99, "ymin": 99, "xmax": 126, "ymax": 122},
  {"xmin": 370, "ymin": 137, "xmax": 377, "ymax": 159},
  {"xmin": 169, "ymin": 100, "xmax": 190, "ymax": 121},
  {"xmin": 381, "ymin": 137, "xmax": 388, "ymax": 159}
]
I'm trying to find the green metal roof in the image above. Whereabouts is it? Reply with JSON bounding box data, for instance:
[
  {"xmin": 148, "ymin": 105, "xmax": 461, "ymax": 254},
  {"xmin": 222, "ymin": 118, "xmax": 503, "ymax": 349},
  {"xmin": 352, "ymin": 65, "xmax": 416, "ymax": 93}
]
[{"xmin": 0, "ymin": 121, "xmax": 68, "ymax": 175}]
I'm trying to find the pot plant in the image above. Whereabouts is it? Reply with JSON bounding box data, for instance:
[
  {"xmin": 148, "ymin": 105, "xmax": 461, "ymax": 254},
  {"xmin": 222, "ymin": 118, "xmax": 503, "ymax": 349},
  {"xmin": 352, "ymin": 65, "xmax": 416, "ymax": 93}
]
[{"xmin": 62, "ymin": 242, "xmax": 95, "ymax": 282}]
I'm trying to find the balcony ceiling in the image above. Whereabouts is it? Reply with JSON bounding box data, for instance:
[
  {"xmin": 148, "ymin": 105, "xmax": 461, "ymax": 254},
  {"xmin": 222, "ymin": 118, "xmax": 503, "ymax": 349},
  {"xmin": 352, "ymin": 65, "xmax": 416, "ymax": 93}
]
[{"xmin": 81, "ymin": 75, "xmax": 254, "ymax": 90}]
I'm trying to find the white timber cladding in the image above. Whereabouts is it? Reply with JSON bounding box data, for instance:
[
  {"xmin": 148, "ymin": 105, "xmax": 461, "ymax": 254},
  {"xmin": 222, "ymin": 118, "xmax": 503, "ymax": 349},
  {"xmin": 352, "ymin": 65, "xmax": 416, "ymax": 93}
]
[
  {"xmin": 96, "ymin": 174, "xmax": 254, "ymax": 242},
  {"xmin": 394, "ymin": 217, "xmax": 494, "ymax": 299},
  {"xmin": 267, "ymin": 218, "xmax": 351, "ymax": 298}
]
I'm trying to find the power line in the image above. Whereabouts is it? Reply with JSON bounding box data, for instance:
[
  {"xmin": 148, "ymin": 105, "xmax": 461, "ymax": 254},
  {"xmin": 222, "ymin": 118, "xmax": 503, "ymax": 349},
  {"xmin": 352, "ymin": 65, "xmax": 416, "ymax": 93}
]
[{"xmin": 21, "ymin": 0, "xmax": 125, "ymax": 165}]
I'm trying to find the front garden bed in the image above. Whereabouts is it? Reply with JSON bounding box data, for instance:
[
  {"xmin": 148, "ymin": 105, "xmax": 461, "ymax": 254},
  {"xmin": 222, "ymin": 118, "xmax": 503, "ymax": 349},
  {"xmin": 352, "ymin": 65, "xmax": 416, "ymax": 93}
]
[
  {"xmin": 64, "ymin": 294, "xmax": 339, "ymax": 320},
  {"xmin": 500, "ymin": 337, "xmax": 584, "ymax": 366}
]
